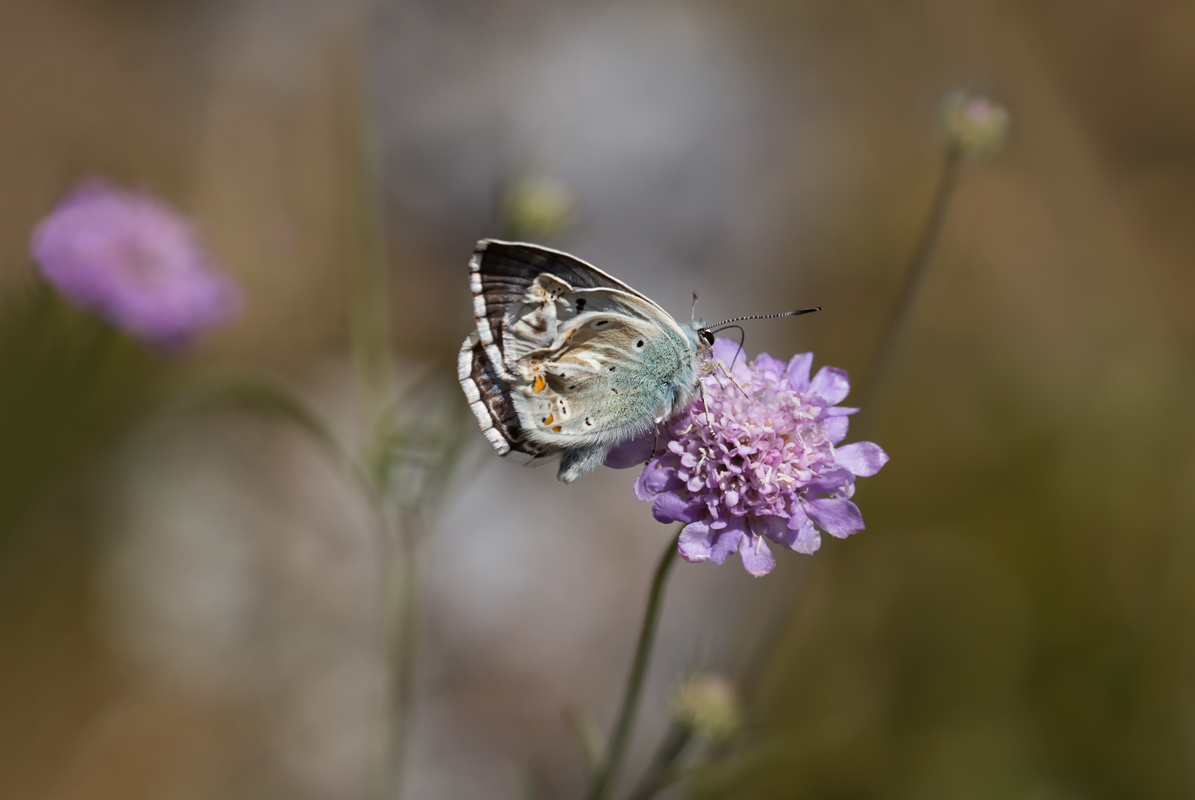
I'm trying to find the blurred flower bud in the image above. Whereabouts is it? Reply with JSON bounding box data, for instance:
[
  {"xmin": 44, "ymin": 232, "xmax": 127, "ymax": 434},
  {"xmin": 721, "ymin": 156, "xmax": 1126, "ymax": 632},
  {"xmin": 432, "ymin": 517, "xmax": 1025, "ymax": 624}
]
[
  {"xmin": 500, "ymin": 174, "xmax": 574, "ymax": 241},
  {"xmin": 940, "ymin": 90, "xmax": 1009, "ymax": 157},
  {"xmin": 670, "ymin": 673, "xmax": 741, "ymax": 742}
]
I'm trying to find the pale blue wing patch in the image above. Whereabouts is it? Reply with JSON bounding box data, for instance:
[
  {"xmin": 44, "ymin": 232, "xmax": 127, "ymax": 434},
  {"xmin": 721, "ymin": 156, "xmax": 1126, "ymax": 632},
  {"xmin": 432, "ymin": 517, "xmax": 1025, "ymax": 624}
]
[{"xmin": 510, "ymin": 313, "xmax": 702, "ymax": 451}]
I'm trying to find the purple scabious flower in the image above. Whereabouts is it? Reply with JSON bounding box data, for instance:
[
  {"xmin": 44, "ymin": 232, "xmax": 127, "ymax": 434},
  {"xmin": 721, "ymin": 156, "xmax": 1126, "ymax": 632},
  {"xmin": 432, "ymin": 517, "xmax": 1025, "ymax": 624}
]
[
  {"xmin": 30, "ymin": 180, "xmax": 240, "ymax": 348},
  {"xmin": 607, "ymin": 339, "xmax": 888, "ymax": 577}
]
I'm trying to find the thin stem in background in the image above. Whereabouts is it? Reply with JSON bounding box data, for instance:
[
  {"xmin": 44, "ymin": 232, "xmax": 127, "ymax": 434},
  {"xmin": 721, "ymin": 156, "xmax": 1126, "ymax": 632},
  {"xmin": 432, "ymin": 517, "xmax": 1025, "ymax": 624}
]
[
  {"xmin": 342, "ymin": 43, "xmax": 394, "ymax": 438},
  {"xmin": 859, "ymin": 145, "xmax": 963, "ymax": 433},
  {"xmin": 376, "ymin": 513, "xmax": 422, "ymax": 800},
  {"xmin": 627, "ymin": 722, "xmax": 692, "ymax": 800},
  {"xmin": 586, "ymin": 530, "xmax": 682, "ymax": 800},
  {"xmin": 333, "ymin": 40, "xmax": 412, "ymax": 800}
]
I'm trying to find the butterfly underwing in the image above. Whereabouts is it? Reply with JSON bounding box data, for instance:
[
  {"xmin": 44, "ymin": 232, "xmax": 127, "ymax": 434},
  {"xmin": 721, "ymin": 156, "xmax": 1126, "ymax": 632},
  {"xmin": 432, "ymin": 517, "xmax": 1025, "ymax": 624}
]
[{"xmin": 457, "ymin": 239, "xmax": 715, "ymax": 483}]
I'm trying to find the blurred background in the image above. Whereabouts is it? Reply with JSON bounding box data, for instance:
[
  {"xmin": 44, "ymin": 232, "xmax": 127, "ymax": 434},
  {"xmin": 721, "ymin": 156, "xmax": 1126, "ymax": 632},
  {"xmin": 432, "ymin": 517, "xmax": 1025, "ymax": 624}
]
[{"xmin": 2, "ymin": 0, "xmax": 1195, "ymax": 798}]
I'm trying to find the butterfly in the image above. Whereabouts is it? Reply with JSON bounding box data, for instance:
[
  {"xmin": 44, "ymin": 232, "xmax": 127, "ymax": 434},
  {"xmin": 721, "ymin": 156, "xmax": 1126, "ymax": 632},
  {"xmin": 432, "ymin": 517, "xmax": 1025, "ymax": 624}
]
[
  {"xmin": 457, "ymin": 239, "xmax": 717, "ymax": 483},
  {"xmin": 458, "ymin": 240, "xmax": 818, "ymax": 483}
]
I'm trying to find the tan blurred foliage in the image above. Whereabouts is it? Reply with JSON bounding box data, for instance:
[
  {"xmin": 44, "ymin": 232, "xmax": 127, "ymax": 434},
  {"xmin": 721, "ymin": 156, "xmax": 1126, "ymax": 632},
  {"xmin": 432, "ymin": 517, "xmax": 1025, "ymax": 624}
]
[{"xmin": 2, "ymin": 0, "xmax": 1195, "ymax": 799}]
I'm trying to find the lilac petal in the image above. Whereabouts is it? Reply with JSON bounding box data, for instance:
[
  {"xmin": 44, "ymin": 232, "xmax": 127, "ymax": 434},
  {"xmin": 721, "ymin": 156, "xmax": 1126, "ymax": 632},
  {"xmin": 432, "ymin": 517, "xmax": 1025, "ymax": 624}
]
[
  {"xmin": 634, "ymin": 463, "xmax": 669, "ymax": 502},
  {"xmin": 739, "ymin": 535, "xmax": 776, "ymax": 577},
  {"xmin": 754, "ymin": 353, "xmax": 786, "ymax": 376},
  {"xmin": 748, "ymin": 514, "xmax": 789, "ymax": 544},
  {"xmin": 835, "ymin": 442, "xmax": 889, "ymax": 477},
  {"xmin": 782, "ymin": 507, "xmax": 820, "ymax": 553},
  {"xmin": 605, "ymin": 436, "xmax": 656, "ymax": 469},
  {"xmin": 711, "ymin": 337, "xmax": 741, "ymax": 365},
  {"xmin": 786, "ymin": 505, "xmax": 810, "ymax": 529},
  {"xmin": 823, "ymin": 406, "xmax": 859, "ymax": 416},
  {"xmin": 806, "ymin": 498, "xmax": 865, "ymax": 538},
  {"xmin": 653, "ymin": 493, "xmax": 704, "ymax": 524},
  {"xmin": 679, "ymin": 520, "xmax": 744, "ymax": 565},
  {"xmin": 786, "ymin": 352, "xmax": 813, "ymax": 390},
  {"xmin": 824, "ymin": 415, "xmax": 850, "ymax": 445},
  {"xmin": 810, "ymin": 366, "xmax": 851, "ymax": 405},
  {"xmin": 789, "ymin": 521, "xmax": 822, "ymax": 554},
  {"xmin": 804, "ymin": 467, "xmax": 854, "ymax": 495}
]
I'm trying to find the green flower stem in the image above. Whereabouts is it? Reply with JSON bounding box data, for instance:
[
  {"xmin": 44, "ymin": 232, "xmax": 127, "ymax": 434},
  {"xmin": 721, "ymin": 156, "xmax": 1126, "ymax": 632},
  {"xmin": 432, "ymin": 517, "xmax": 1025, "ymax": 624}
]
[
  {"xmin": 376, "ymin": 512, "xmax": 421, "ymax": 800},
  {"xmin": 860, "ymin": 145, "xmax": 963, "ymax": 428},
  {"xmin": 627, "ymin": 722, "xmax": 692, "ymax": 800},
  {"xmin": 586, "ymin": 529, "xmax": 682, "ymax": 800}
]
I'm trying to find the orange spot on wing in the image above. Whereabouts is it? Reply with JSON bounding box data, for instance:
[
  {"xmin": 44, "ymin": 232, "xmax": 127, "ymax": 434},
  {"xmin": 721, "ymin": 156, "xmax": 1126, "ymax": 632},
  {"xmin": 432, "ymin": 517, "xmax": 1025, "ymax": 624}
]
[
  {"xmin": 552, "ymin": 425, "xmax": 562, "ymax": 432},
  {"xmin": 543, "ymin": 414, "xmax": 554, "ymax": 425},
  {"xmin": 532, "ymin": 375, "xmax": 546, "ymax": 394}
]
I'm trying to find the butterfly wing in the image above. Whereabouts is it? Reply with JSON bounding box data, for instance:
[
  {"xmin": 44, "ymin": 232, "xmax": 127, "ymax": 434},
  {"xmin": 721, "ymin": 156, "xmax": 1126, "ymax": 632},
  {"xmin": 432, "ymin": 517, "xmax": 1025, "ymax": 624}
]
[
  {"xmin": 460, "ymin": 239, "xmax": 706, "ymax": 482},
  {"xmin": 457, "ymin": 332, "xmax": 551, "ymax": 465},
  {"xmin": 469, "ymin": 239, "xmax": 672, "ymax": 372}
]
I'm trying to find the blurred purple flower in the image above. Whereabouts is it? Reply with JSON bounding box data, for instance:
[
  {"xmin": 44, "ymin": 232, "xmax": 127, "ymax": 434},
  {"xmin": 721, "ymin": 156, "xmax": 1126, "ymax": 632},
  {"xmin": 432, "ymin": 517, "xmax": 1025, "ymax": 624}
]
[
  {"xmin": 30, "ymin": 180, "xmax": 241, "ymax": 348},
  {"xmin": 608, "ymin": 339, "xmax": 888, "ymax": 577}
]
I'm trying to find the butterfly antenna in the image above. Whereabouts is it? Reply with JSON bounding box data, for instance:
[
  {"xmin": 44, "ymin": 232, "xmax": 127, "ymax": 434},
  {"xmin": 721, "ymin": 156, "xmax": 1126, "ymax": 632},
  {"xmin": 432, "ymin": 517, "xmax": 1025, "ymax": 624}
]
[
  {"xmin": 706, "ymin": 307, "xmax": 821, "ymax": 332},
  {"xmin": 691, "ymin": 292, "xmax": 699, "ymax": 322}
]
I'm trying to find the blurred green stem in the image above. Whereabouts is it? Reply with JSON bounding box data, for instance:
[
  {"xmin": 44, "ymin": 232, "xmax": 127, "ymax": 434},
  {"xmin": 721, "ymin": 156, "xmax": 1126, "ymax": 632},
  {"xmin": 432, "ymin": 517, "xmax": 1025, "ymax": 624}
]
[
  {"xmin": 861, "ymin": 145, "xmax": 963, "ymax": 426},
  {"xmin": 377, "ymin": 511, "xmax": 421, "ymax": 800},
  {"xmin": 586, "ymin": 529, "xmax": 681, "ymax": 800},
  {"xmin": 344, "ymin": 48, "xmax": 393, "ymax": 439},
  {"xmin": 336, "ymin": 45, "xmax": 417, "ymax": 800},
  {"xmin": 627, "ymin": 722, "xmax": 692, "ymax": 800}
]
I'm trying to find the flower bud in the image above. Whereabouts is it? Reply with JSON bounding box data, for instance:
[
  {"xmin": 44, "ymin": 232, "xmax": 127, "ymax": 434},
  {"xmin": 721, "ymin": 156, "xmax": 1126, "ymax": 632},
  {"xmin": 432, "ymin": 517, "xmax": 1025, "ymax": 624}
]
[
  {"xmin": 940, "ymin": 90, "xmax": 1009, "ymax": 157},
  {"xmin": 670, "ymin": 673, "xmax": 741, "ymax": 742},
  {"xmin": 500, "ymin": 174, "xmax": 574, "ymax": 241}
]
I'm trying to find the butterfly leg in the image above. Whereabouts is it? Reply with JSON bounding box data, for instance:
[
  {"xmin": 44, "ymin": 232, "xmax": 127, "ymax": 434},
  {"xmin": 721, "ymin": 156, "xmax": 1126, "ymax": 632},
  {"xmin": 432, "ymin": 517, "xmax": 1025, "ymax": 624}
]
[
  {"xmin": 699, "ymin": 379, "xmax": 716, "ymax": 439},
  {"xmin": 716, "ymin": 361, "xmax": 751, "ymax": 399}
]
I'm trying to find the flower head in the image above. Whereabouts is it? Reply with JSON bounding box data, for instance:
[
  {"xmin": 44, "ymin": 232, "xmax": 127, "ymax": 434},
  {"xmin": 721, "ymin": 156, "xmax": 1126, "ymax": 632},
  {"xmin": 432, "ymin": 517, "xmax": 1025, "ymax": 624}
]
[
  {"xmin": 940, "ymin": 89, "xmax": 1009, "ymax": 157},
  {"xmin": 500, "ymin": 174, "xmax": 574, "ymax": 241},
  {"xmin": 670, "ymin": 673, "xmax": 741, "ymax": 742},
  {"xmin": 30, "ymin": 180, "xmax": 241, "ymax": 348},
  {"xmin": 607, "ymin": 339, "xmax": 888, "ymax": 577}
]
